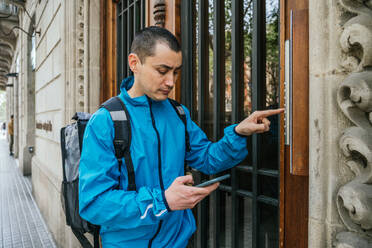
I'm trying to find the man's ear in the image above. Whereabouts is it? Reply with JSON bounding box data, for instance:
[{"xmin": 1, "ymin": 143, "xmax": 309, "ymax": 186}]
[{"xmin": 128, "ymin": 53, "xmax": 141, "ymax": 73}]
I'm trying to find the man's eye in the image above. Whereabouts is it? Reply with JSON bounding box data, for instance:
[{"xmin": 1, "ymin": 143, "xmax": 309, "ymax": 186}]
[{"xmin": 158, "ymin": 70, "xmax": 167, "ymax": 75}]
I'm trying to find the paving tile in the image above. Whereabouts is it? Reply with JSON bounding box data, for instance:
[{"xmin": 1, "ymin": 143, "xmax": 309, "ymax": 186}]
[{"xmin": 0, "ymin": 137, "xmax": 57, "ymax": 248}]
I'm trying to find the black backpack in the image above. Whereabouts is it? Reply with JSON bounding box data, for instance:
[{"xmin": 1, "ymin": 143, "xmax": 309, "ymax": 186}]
[{"xmin": 60, "ymin": 96, "xmax": 190, "ymax": 248}]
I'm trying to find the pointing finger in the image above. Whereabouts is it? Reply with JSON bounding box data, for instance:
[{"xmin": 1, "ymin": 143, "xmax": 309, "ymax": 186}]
[{"xmin": 256, "ymin": 108, "xmax": 284, "ymax": 118}]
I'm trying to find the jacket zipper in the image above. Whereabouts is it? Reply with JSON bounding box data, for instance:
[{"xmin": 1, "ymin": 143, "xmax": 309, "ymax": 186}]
[
  {"xmin": 148, "ymin": 99, "xmax": 165, "ymax": 247},
  {"xmin": 148, "ymin": 221, "xmax": 162, "ymax": 248}
]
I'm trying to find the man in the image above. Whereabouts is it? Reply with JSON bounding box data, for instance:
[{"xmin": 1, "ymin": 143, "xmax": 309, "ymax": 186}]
[
  {"xmin": 2, "ymin": 122, "xmax": 5, "ymax": 136},
  {"xmin": 8, "ymin": 115, "xmax": 14, "ymax": 156},
  {"xmin": 79, "ymin": 26, "xmax": 283, "ymax": 247}
]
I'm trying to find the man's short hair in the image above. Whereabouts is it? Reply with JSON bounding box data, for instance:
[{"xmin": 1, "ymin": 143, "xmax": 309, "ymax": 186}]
[
  {"xmin": 10, "ymin": 115, "xmax": 13, "ymax": 119},
  {"xmin": 130, "ymin": 26, "xmax": 181, "ymax": 63}
]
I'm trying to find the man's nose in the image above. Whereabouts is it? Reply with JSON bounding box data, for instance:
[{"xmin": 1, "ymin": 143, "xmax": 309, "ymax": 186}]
[{"xmin": 164, "ymin": 75, "xmax": 175, "ymax": 88}]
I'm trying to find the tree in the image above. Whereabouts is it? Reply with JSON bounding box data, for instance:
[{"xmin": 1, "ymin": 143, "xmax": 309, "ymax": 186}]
[{"xmin": 204, "ymin": 0, "xmax": 279, "ymax": 113}]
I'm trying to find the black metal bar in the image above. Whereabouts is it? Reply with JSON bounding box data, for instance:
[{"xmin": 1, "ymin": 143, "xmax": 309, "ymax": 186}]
[
  {"xmin": 252, "ymin": 2, "xmax": 267, "ymax": 109},
  {"xmin": 196, "ymin": 1, "xmax": 209, "ymax": 246},
  {"xmin": 258, "ymin": 169, "xmax": 279, "ymax": 177},
  {"xmin": 231, "ymin": 0, "xmax": 244, "ymax": 247},
  {"xmin": 236, "ymin": 165, "xmax": 279, "ymax": 177},
  {"xmin": 197, "ymin": 0, "xmax": 208, "ymax": 128},
  {"xmin": 127, "ymin": 6, "xmax": 133, "ymax": 75},
  {"xmin": 180, "ymin": 1, "xmax": 196, "ymax": 247},
  {"xmin": 141, "ymin": 0, "xmax": 145, "ymax": 28},
  {"xmin": 236, "ymin": 165, "xmax": 253, "ymax": 173},
  {"xmin": 117, "ymin": 2, "xmax": 122, "ymax": 89},
  {"xmin": 218, "ymin": 184, "xmax": 232, "ymax": 192},
  {"xmin": 118, "ymin": 1, "xmax": 137, "ymax": 16},
  {"xmin": 213, "ymin": 0, "xmax": 225, "ymax": 141},
  {"xmin": 236, "ymin": 189, "xmax": 253, "ymax": 198},
  {"xmin": 231, "ymin": 2, "xmax": 244, "ymax": 124},
  {"xmin": 180, "ymin": 0, "xmax": 194, "ymax": 112},
  {"xmin": 211, "ymin": 1, "xmax": 225, "ymax": 247},
  {"xmin": 122, "ymin": 11, "xmax": 127, "ymax": 79},
  {"xmin": 252, "ymin": 0, "xmax": 266, "ymax": 247},
  {"xmin": 238, "ymin": 197, "xmax": 245, "ymax": 247},
  {"xmin": 197, "ymin": 199, "xmax": 209, "ymax": 248},
  {"xmin": 257, "ymin": 195, "xmax": 279, "ymax": 206},
  {"xmin": 134, "ymin": 0, "xmax": 139, "ymax": 33}
]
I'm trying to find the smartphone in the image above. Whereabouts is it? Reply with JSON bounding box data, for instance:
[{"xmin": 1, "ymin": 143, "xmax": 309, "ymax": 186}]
[{"xmin": 195, "ymin": 174, "xmax": 231, "ymax": 187}]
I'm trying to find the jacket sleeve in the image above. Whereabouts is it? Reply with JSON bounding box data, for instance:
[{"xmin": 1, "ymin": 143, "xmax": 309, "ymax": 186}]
[
  {"xmin": 183, "ymin": 107, "xmax": 248, "ymax": 175},
  {"xmin": 79, "ymin": 108, "xmax": 169, "ymax": 229}
]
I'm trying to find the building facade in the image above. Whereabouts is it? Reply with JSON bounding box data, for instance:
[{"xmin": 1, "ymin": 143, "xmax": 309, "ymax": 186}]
[{"xmin": 1, "ymin": 0, "xmax": 371, "ymax": 247}]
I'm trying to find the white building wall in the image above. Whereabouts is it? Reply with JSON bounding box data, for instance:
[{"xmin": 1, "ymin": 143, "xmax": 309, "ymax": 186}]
[
  {"xmin": 11, "ymin": 0, "xmax": 102, "ymax": 247},
  {"xmin": 30, "ymin": 0, "xmax": 68, "ymax": 246}
]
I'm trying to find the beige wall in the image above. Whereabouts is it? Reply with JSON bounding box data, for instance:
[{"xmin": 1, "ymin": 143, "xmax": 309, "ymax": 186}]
[{"xmin": 8, "ymin": 0, "xmax": 101, "ymax": 247}]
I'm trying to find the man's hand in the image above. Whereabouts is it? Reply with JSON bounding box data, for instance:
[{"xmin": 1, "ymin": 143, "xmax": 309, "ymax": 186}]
[
  {"xmin": 165, "ymin": 175, "xmax": 219, "ymax": 211},
  {"xmin": 235, "ymin": 108, "xmax": 284, "ymax": 136}
]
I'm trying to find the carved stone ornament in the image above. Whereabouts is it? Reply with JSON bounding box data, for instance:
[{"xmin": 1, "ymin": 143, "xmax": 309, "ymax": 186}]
[
  {"xmin": 340, "ymin": 14, "xmax": 372, "ymax": 71},
  {"xmin": 153, "ymin": 0, "xmax": 166, "ymax": 27},
  {"xmin": 336, "ymin": 0, "xmax": 372, "ymax": 245},
  {"xmin": 339, "ymin": 127, "xmax": 372, "ymax": 184},
  {"xmin": 339, "ymin": 0, "xmax": 372, "ymax": 16},
  {"xmin": 335, "ymin": 232, "xmax": 372, "ymax": 248},
  {"xmin": 337, "ymin": 71, "xmax": 372, "ymax": 132},
  {"xmin": 337, "ymin": 180, "xmax": 372, "ymax": 234}
]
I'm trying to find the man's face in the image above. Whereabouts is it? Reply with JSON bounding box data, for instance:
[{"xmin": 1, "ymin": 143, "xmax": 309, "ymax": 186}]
[{"xmin": 133, "ymin": 43, "xmax": 182, "ymax": 101}]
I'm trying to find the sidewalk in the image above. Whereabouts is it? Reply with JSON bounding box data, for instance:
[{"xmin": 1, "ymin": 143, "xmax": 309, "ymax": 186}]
[{"xmin": 0, "ymin": 134, "xmax": 57, "ymax": 248}]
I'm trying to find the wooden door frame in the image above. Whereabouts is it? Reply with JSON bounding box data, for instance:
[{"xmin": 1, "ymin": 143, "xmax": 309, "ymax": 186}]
[
  {"xmin": 100, "ymin": 0, "xmax": 181, "ymax": 102},
  {"xmin": 100, "ymin": 0, "xmax": 310, "ymax": 247},
  {"xmin": 100, "ymin": 0, "xmax": 118, "ymax": 103},
  {"xmin": 279, "ymin": 0, "xmax": 309, "ymax": 247},
  {"xmin": 146, "ymin": 0, "xmax": 182, "ymax": 101}
]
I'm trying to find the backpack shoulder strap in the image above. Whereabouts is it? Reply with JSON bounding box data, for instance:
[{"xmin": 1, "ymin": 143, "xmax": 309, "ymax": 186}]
[
  {"xmin": 71, "ymin": 228, "xmax": 93, "ymax": 248},
  {"xmin": 168, "ymin": 99, "xmax": 191, "ymax": 152},
  {"xmin": 60, "ymin": 127, "xmax": 68, "ymax": 183},
  {"xmin": 101, "ymin": 96, "xmax": 136, "ymax": 191}
]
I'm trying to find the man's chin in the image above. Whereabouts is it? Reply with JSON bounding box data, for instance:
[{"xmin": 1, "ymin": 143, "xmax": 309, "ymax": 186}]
[{"xmin": 149, "ymin": 94, "xmax": 168, "ymax": 101}]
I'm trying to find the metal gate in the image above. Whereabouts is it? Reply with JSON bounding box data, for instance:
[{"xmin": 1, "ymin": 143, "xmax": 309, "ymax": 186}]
[
  {"xmin": 181, "ymin": 0, "xmax": 280, "ymax": 247},
  {"xmin": 116, "ymin": 0, "xmax": 146, "ymax": 92},
  {"xmin": 116, "ymin": 0, "xmax": 280, "ymax": 247}
]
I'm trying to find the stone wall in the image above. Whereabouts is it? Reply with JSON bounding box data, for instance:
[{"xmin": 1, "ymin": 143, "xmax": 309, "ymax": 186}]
[
  {"xmin": 309, "ymin": 0, "xmax": 372, "ymax": 247},
  {"xmin": 31, "ymin": 0, "xmax": 69, "ymax": 246},
  {"xmin": 7, "ymin": 0, "xmax": 101, "ymax": 247},
  {"xmin": 17, "ymin": 0, "xmax": 37, "ymax": 176}
]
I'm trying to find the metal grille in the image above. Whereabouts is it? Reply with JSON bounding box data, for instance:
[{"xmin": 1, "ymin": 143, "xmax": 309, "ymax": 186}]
[
  {"xmin": 116, "ymin": 0, "xmax": 146, "ymax": 92},
  {"xmin": 181, "ymin": 0, "xmax": 280, "ymax": 247}
]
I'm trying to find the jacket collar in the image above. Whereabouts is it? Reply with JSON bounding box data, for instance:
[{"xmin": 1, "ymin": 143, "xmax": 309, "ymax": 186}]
[{"xmin": 120, "ymin": 76, "xmax": 148, "ymax": 106}]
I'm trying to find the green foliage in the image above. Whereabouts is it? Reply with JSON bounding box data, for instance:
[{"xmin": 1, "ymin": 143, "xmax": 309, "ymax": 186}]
[{"xmin": 204, "ymin": 0, "xmax": 279, "ymax": 106}]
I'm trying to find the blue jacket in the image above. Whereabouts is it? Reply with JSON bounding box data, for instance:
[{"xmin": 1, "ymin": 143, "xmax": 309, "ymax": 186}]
[{"xmin": 79, "ymin": 76, "xmax": 248, "ymax": 248}]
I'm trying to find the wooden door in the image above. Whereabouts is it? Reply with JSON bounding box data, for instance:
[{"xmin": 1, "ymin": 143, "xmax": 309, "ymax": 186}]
[
  {"xmin": 279, "ymin": 0, "xmax": 309, "ymax": 247},
  {"xmin": 146, "ymin": 0, "xmax": 182, "ymax": 100},
  {"xmin": 100, "ymin": 0, "xmax": 310, "ymax": 247},
  {"xmin": 100, "ymin": 0, "xmax": 118, "ymax": 103},
  {"xmin": 100, "ymin": 0, "xmax": 181, "ymax": 102}
]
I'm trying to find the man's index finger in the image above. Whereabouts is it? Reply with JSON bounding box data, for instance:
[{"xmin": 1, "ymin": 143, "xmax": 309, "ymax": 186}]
[{"xmin": 258, "ymin": 108, "xmax": 284, "ymax": 118}]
